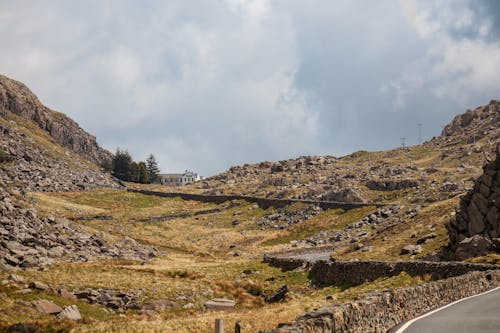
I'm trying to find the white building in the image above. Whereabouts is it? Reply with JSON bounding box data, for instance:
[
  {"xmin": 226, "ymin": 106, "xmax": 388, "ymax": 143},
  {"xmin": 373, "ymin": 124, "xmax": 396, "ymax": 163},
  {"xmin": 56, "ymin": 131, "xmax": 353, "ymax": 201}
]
[{"xmin": 159, "ymin": 170, "xmax": 202, "ymax": 186}]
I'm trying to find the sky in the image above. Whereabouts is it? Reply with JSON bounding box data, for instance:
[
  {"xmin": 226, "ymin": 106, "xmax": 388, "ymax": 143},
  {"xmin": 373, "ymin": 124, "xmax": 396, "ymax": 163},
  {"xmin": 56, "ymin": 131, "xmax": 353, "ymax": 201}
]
[{"xmin": 0, "ymin": 0, "xmax": 499, "ymax": 176}]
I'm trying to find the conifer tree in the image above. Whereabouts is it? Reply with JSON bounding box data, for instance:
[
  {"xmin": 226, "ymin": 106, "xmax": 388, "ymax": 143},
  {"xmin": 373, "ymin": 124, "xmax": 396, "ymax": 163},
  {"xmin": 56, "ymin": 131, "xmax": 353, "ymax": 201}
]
[
  {"xmin": 146, "ymin": 154, "xmax": 160, "ymax": 183},
  {"xmin": 112, "ymin": 149, "xmax": 132, "ymax": 181},
  {"xmin": 137, "ymin": 162, "xmax": 150, "ymax": 184}
]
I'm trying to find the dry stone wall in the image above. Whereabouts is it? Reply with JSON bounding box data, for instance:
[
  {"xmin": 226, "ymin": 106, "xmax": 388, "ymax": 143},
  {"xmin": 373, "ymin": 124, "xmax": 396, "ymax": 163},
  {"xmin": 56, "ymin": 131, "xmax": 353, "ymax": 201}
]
[
  {"xmin": 127, "ymin": 188, "xmax": 381, "ymax": 211},
  {"xmin": 446, "ymin": 143, "xmax": 500, "ymax": 259},
  {"xmin": 307, "ymin": 260, "xmax": 500, "ymax": 287},
  {"xmin": 265, "ymin": 270, "xmax": 500, "ymax": 333}
]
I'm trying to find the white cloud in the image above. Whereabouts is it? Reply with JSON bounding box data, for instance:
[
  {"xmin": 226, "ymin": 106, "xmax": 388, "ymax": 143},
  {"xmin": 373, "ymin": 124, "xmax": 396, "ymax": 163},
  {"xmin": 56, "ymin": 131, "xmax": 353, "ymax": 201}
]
[{"xmin": 0, "ymin": 0, "xmax": 498, "ymax": 175}]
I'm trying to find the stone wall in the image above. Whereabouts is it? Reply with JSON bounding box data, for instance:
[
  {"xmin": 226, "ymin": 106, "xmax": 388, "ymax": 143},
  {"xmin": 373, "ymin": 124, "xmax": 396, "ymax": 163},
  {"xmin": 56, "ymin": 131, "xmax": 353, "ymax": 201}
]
[
  {"xmin": 308, "ymin": 260, "xmax": 500, "ymax": 287},
  {"xmin": 446, "ymin": 143, "xmax": 500, "ymax": 259},
  {"xmin": 265, "ymin": 270, "xmax": 500, "ymax": 333},
  {"xmin": 127, "ymin": 188, "xmax": 381, "ymax": 211}
]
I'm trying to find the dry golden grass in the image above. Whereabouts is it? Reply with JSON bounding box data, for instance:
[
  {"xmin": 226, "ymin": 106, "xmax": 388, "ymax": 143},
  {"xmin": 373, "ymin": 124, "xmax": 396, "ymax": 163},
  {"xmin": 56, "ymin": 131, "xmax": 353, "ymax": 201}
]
[{"xmin": 14, "ymin": 184, "xmax": 456, "ymax": 332}]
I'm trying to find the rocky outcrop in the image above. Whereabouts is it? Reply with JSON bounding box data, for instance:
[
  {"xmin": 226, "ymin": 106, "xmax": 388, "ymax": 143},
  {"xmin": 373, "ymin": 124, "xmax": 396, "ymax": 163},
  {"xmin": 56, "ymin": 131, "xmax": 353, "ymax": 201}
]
[
  {"xmin": 446, "ymin": 144, "xmax": 500, "ymax": 259},
  {"xmin": 73, "ymin": 288, "xmax": 142, "ymax": 310},
  {"xmin": 0, "ymin": 75, "xmax": 112, "ymax": 166},
  {"xmin": 442, "ymin": 99, "xmax": 499, "ymax": 141},
  {"xmin": 365, "ymin": 179, "xmax": 419, "ymax": 191},
  {"xmin": 257, "ymin": 205, "xmax": 322, "ymax": 229}
]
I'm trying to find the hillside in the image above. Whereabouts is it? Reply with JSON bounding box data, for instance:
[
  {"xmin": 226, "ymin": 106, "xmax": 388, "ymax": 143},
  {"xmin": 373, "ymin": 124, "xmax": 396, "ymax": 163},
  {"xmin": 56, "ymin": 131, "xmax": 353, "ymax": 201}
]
[
  {"xmin": 0, "ymin": 75, "xmax": 118, "ymax": 192},
  {"xmin": 0, "ymin": 76, "xmax": 154, "ymax": 271},
  {"xmin": 0, "ymin": 78, "xmax": 498, "ymax": 333},
  {"xmin": 191, "ymin": 100, "xmax": 499, "ymax": 205}
]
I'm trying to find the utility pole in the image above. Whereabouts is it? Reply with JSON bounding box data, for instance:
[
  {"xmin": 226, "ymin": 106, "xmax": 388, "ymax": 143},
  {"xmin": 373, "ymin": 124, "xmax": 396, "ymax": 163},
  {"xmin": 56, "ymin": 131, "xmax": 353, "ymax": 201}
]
[
  {"xmin": 417, "ymin": 123, "xmax": 422, "ymax": 144},
  {"xmin": 401, "ymin": 137, "xmax": 406, "ymax": 148}
]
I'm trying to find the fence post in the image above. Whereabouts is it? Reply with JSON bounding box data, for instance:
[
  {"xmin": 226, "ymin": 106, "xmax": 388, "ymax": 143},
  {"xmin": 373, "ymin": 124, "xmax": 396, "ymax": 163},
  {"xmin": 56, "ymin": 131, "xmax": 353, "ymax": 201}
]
[
  {"xmin": 215, "ymin": 318, "xmax": 224, "ymax": 333},
  {"xmin": 235, "ymin": 320, "xmax": 242, "ymax": 333}
]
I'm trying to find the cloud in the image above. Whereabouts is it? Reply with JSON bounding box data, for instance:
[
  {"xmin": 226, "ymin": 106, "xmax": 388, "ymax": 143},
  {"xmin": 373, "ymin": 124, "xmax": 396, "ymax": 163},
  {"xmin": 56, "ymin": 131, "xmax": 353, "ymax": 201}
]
[
  {"xmin": 383, "ymin": 0, "xmax": 500, "ymax": 113},
  {"xmin": 0, "ymin": 0, "xmax": 498, "ymax": 175}
]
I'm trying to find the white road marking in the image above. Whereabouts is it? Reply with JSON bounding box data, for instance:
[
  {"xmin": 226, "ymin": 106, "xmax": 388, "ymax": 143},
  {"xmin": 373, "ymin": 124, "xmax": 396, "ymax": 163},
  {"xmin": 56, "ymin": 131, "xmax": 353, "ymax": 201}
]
[{"xmin": 393, "ymin": 286, "xmax": 500, "ymax": 333}]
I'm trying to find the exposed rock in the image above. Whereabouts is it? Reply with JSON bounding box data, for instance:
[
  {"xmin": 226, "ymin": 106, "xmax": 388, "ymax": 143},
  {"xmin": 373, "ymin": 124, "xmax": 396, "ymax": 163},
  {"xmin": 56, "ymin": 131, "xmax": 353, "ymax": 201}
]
[
  {"xmin": 455, "ymin": 235, "xmax": 492, "ymax": 260},
  {"xmin": 73, "ymin": 288, "xmax": 142, "ymax": 310},
  {"xmin": 57, "ymin": 305, "xmax": 82, "ymax": 321},
  {"xmin": 0, "ymin": 74, "xmax": 112, "ymax": 166},
  {"xmin": 8, "ymin": 274, "xmax": 24, "ymax": 283},
  {"xmin": 0, "ymin": 186, "xmax": 157, "ymax": 269},
  {"xmin": 400, "ymin": 245, "xmax": 422, "ymax": 255},
  {"xmin": 366, "ymin": 179, "xmax": 419, "ymax": 191},
  {"xmin": 204, "ymin": 298, "xmax": 236, "ymax": 311},
  {"xmin": 59, "ymin": 288, "xmax": 77, "ymax": 300},
  {"xmin": 447, "ymin": 143, "xmax": 499, "ymax": 259},
  {"xmin": 29, "ymin": 281, "xmax": 49, "ymax": 291},
  {"xmin": 416, "ymin": 233, "xmax": 437, "ymax": 245},
  {"xmin": 321, "ymin": 188, "xmax": 365, "ymax": 203},
  {"xmin": 257, "ymin": 205, "xmax": 322, "ymax": 229},
  {"xmin": 32, "ymin": 299, "xmax": 63, "ymax": 314},
  {"xmin": 265, "ymin": 285, "xmax": 289, "ymax": 303}
]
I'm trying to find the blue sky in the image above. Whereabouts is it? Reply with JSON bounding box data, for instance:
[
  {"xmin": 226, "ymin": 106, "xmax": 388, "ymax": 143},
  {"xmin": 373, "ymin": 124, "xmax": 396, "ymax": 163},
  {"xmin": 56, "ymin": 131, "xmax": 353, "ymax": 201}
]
[{"xmin": 1, "ymin": 0, "xmax": 499, "ymax": 175}]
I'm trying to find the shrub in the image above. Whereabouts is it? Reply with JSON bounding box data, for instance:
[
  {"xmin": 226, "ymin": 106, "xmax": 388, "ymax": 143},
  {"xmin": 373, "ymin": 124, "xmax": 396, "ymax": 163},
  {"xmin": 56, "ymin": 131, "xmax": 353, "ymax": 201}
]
[{"xmin": 0, "ymin": 150, "xmax": 12, "ymax": 163}]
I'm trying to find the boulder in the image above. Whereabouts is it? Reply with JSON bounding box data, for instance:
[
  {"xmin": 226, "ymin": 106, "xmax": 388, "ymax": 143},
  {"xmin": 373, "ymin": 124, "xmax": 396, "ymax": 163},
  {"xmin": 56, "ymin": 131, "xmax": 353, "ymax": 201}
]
[
  {"xmin": 400, "ymin": 245, "xmax": 422, "ymax": 255},
  {"xmin": 57, "ymin": 305, "xmax": 82, "ymax": 321},
  {"xmin": 204, "ymin": 298, "xmax": 236, "ymax": 311},
  {"xmin": 29, "ymin": 281, "xmax": 49, "ymax": 291},
  {"xmin": 321, "ymin": 188, "xmax": 365, "ymax": 203},
  {"xmin": 416, "ymin": 233, "xmax": 437, "ymax": 244},
  {"xmin": 455, "ymin": 235, "xmax": 492, "ymax": 260},
  {"xmin": 265, "ymin": 285, "xmax": 289, "ymax": 303},
  {"xmin": 32, "ymin": 299, "xmax": 63, "ymax": 315}
]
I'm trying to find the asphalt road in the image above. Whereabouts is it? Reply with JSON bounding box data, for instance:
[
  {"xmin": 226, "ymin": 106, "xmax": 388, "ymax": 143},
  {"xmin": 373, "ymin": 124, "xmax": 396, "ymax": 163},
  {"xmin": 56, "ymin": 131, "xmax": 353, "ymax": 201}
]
[{"xmin": 391, "ymin": 287, "xmax": 500, "ymax": 333}]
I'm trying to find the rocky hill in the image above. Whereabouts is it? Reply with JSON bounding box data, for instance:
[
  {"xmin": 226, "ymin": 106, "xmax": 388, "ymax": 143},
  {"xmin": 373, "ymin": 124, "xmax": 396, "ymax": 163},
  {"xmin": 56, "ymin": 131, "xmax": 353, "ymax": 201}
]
[
  {"xmin": 0, "ymin": 75, "xmax": 112, "ymax": 167},
  {"xmin": 0, "ymin": 75, "xmax": 119, "ymax": 192},
  {"xmin": 191, "ymin": 100, "xmax": 499, "ymax": 208},
  {"xmin": 0, "ymin": 75, "xmax": 155, "ymax": 270}
]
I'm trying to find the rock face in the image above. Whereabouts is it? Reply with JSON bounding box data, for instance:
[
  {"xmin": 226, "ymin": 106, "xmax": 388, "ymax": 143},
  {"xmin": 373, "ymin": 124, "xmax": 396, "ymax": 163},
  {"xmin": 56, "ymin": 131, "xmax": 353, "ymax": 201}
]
[
  {"xmin": 447, "ymin": 143, "xmax": 500, "ymax": 259},
  {"xmin": 0, "ymin": 75, "xmax": 112, "ymax": 166},
  {"xmin": 0, "ymin": 81, "xmax": 119, "ymax": 192},
  {"xmin": 442, "ymin": 100, "xmax": 500, "ymax": 140}
]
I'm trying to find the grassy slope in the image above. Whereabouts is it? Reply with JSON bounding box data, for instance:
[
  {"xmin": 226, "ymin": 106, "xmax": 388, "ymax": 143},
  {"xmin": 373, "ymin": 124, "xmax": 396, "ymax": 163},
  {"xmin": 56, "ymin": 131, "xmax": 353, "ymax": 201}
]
[{"xmin": 0, "ymin": 188, "xmax": 438, "ymax": 332}]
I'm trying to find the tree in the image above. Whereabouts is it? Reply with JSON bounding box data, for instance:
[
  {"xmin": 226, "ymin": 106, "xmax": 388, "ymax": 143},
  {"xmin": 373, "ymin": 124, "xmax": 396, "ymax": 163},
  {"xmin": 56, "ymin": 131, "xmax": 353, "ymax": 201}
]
[
  {"xmin": 129, "ymin": 162, "xmax": 139, "ymax": 183},
  {"xmin": 137, "ymin": 161, "xmax": 150, "ymax": 184},
  {"xmin": 112, "ymin": 149, "xmax": 132, "ymax": 181},
  {"xmin": 146, "ymin": 154, "xmax": 160, "ymax": 183}
]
